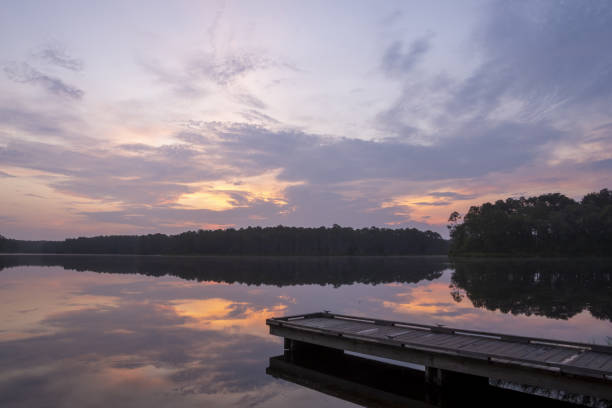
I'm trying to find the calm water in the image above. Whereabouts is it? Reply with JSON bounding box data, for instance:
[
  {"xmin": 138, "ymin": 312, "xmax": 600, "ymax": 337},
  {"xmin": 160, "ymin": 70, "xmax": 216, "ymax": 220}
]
[{"xmin": 0, "ymin": 255, "xmax": 611, "ymax": 407}]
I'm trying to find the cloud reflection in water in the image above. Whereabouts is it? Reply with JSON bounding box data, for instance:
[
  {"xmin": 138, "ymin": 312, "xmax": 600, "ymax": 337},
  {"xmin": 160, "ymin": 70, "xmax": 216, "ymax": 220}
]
[{"xmin": 0, "ymin": 256, "xmax": 611, "ymax": 407}]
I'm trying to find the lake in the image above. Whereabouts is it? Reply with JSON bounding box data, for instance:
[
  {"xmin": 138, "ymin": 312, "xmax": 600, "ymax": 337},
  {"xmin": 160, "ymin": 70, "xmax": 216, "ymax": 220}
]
[{"xmin": 0, "ymin": 255, "xmax": 610, "ymax": 407}]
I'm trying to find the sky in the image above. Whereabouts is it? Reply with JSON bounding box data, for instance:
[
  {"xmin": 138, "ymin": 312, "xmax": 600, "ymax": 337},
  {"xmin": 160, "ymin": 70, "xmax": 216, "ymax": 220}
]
[{"xmin": 1, "ymin": 0, "xmax": 611, "ymax": 240}]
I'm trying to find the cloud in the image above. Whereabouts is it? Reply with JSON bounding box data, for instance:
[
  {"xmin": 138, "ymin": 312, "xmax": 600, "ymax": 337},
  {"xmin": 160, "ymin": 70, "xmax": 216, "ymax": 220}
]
[
  {"xmin": 117, "ymin": 143, "xmax": 157, "ymax": 152},
  {"xmin": 142, "ymin": 51, "xmax": 273, "ymax": 99},
  {"xmin": 450, "ymin": 1, "xmax": 612, "ymax": 120},
  {"xmin": 381, "ymin": 35, "xmax": 431, "ymax": 77},
  {"xmin": 35, "ymin": 44, "xmax": 83, "ymax": 71},
  {"xmin": 189, "ymin": 52, "xmax": 268, "ymax": 86},
  {"xmin": 428, "ymin": 191, "xmax": 476, "ymax": 200},
  {"xmin": 233, "ymin": 92, "xmax": 266, "ymax": 109},
  {"xmin": 0, "ymin": 140, "xmax": 212, "ymax": 183},
  {"xmin": 140, "ymin": 60, "xmax": 208, "ymax": 98},
  {"xmin": 282, "ymin": 183, "xmax": 424, "ymax": 229},
  {"xmin": 174, "ymin": 131, "xmax": 213, "ymax": 145},
  {"xmin": 372, "ymin": 0, "xmax": 612, "ymax": 197},
  {"xmin": 583, "ymin": 159, "xmax": 612, "ymax": 171},
  {"xmin": 238, "ymin": 110, "xmax": 280, "ymax": 125},
  {"xmin": 0, "ymin": 110, "xmax": 572, "ymax": 237},
  {"xmin": 374, "ymin": 73, "xmax": 455, "ymax": 141},
  {"xmin": 412, "ymin": 201, "xmax": 450, "ymax": 207},
  {"xmin": 376, "ymin": 1, "xmax": 612, "ymax": 147},
  {"xmin": 210, "ymin": 121, "xmax": 560, "ymax": 184},
  {"xmin": 0, "ymin": 139, "xmax": 226, "ymax": 206},
  {"xmin": 0, "ymin": 104, "xmax": 76, "ymax": 139},
  {"xmin": 3, "ymin": 62, "xmax": 84, "ymax": 99},
  {"xmin": 5, "ymin": 1, "xmax": 612, "ymax": 238},
  {"xmin": 593, "ymin": 122, "xmax": 612, "ymax": 132},
  {"xmin": 0, "ymin": 170, "xmax": 15, "ymax": 178},
  {"xmin": 380, "ymin": 10, "xmax": 403, "ymax": 26},
  {"xmin": 78, "ymin": 198, "xmax": 284, "ymax": 230},
  {"xmin": 76, "ymin": 187, "xmax": 424, "ymax": 234}
]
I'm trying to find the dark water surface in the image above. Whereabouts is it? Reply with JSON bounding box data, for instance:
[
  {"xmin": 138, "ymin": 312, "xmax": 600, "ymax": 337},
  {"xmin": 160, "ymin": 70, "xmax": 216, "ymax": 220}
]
[{"xmin": 0, "ymin": 255, "xmax": 611, "ymax": 407}]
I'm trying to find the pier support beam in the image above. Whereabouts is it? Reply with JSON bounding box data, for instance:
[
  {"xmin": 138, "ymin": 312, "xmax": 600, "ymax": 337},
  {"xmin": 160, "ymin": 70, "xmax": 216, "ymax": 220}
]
[
  {"xmin": 425, "ymin": 366, "xmax": 488, "ymax": 389},
  {"xmin": 284, "ymin": 338, "xmax": 344, "ymax": 363}
]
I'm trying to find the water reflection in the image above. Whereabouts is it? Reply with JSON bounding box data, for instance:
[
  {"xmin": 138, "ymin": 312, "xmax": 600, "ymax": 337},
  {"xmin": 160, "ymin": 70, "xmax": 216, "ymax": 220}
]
[
  {"xmin": 0, "ymin": 254, "xmax": 448, "ymax": 286},
  {"xmin": 450, "ymin": 258, "xmax": 612, "ymax": 321},
  {"xmin": 0, "ymin": 255, "xmax": 611, "ymax": 407},
  {"xmin": 0, "ymin": 267, "xmax": 331, "ymax": 407}
]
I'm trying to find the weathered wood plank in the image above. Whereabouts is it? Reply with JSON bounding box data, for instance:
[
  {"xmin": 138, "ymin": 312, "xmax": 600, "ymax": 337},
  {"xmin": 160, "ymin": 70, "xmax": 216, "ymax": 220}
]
[
  {"xmin": 469, "ymin": 339, "xmax": 514, "ymax": 354},
  {"xmin": 410, "ymin": 333, "xmax": 457, "ymax": 346},
  {"xmin": 554, "ymin": 350, "xmax": 584, "ymax": 365},
  {"xmin": 353, "ymin": 327, "xmax": 380, "ymax": 335},
  {"xmin": 393, "ymin": 330, "xmax": 434, "ymax": 343},
  {"xmin": 571, "ymin": 351, "xmax": 607, "ymax": 369},
  {"xmin": 583, "ymin": 354, "xmax": 612, "ymax": 370},
  {"xmin": 298, "ymin": 318, "xmax": 344, "ymax": 328},
  {"xmin": 525, "ymin": 347, "xmax": 575, "ymax": 363},
  {"xmin": 598, "ymin": 358, "xmax": 612, "ymax": 372},
  {"xmin": 309, "ymin": 319, "xmax": 365, "ymax": 331},
  {"xmin": 434, "ymin": 334, "xmax": 495, "ymax": 350},
  {"xmin": 428, "ymin": 334, "xmax": 478, "ymax": 348},
  {"xmin": 489, "ymin": 343, "xmax": 538, "ymax": 359},
  {"xmin": 334, "ymin": 322, "xmax": 374, "ymax": 334},
  {"xmin": 455, "ymin": 337, "xmax": 494, "ymax": 350},
  {"xmin": 369, "ymin": 326, "xmax": 410, "ymax": 339},
  {"xmin": 398, "ymin": 333, "xmax": 442, "ymax": 346},
  {"xmin": 456, "ymin": 337, "xmax": 497, "ymax": 351},
  {"xmin": 514, "ymin": 345, "xmax": 551, "ymax": 359},
  {"xmin": 429, "ymin": 334, "xmax": 466, "ymax": 347}
]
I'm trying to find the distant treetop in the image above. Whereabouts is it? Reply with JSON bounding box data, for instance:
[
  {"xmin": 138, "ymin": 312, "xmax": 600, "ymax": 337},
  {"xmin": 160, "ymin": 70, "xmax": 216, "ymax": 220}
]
[
  {"xmin": 0, "ymin": 225, "xmax": 449, "ymax": 256},
  {"xmin": 448, "ymin": 189, "xmax": 612, "ymax": 256}
]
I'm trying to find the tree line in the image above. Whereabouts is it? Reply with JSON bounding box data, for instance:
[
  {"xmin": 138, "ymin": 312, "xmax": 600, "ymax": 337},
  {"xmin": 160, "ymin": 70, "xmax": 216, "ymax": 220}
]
[
  {"xmin": 0, "ymin": 225, "xmax": 449, "ymax": 256},
  {"xmin": 448, "ymin": 189, "xmax": 612, "ymax": 256}
]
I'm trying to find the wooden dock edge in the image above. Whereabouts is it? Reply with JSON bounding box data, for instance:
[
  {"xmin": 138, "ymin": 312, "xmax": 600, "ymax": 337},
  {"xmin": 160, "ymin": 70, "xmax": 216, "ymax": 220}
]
[{"xmin": 267, "ymin": 314, "xmax": 612, "ymax": 400}]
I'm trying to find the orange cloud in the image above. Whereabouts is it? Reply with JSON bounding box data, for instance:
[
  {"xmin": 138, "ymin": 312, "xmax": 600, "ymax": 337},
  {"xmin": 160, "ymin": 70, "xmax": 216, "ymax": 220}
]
[
  {"xmin": 174, "ymin": 169, "xmax": 302, "ymax": 211},
  {"xmin": 171, "ymin": 298, "xmax": 287, "ymax": 337}
]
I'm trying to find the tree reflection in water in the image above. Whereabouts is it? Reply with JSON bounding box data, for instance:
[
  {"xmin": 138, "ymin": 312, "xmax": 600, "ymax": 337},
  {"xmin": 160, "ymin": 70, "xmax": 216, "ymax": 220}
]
[
  {"xmin": 450, "ymin": 258, "xmax": 612, "ymax": 322},
  {"xmin": 0, "ymin": 254, "xmax": 449, "ymax": 287}
]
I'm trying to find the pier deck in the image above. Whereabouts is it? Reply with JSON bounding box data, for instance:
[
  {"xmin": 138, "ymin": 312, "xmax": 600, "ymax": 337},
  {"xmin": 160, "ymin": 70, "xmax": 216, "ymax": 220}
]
[{"xmin": 266, "ymin": 312, "xmax": 612, "ymax": 400}]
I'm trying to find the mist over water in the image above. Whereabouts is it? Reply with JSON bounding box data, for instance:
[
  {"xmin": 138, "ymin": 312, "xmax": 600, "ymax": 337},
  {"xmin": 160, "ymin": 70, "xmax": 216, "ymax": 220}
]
[{"xmin": 0, "ymin": 255, "xmax": 610, "ymax": 407}]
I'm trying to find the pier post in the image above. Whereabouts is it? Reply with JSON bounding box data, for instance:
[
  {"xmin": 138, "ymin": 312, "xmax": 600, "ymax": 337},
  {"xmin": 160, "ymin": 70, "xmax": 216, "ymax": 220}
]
[{"xmin": 425, "ymin": 366, "xmax": 444, "ymax": 387}]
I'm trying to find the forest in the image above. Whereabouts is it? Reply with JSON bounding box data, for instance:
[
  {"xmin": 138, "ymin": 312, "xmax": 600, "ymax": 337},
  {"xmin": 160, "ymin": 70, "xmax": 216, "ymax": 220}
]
[
  {"xmin": 0, "ymin": 225, "xmax": 449, "ymax": 256},
  {"xmin": 448, "ymin": 189, "xmax": 612, "ymax": 256}
]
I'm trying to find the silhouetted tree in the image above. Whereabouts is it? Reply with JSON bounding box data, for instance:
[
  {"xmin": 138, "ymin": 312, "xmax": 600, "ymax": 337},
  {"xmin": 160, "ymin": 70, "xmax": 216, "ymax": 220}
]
[{"xmin": 448, "ymin": 189, "xmax": 612, "ymax": 256}]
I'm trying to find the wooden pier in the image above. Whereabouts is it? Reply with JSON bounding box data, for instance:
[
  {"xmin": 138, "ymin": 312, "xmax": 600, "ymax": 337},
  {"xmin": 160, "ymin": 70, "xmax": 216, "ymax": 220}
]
[{"xmin": 266, "ymin": 312, "xmax": 612, "ymax": 401}]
